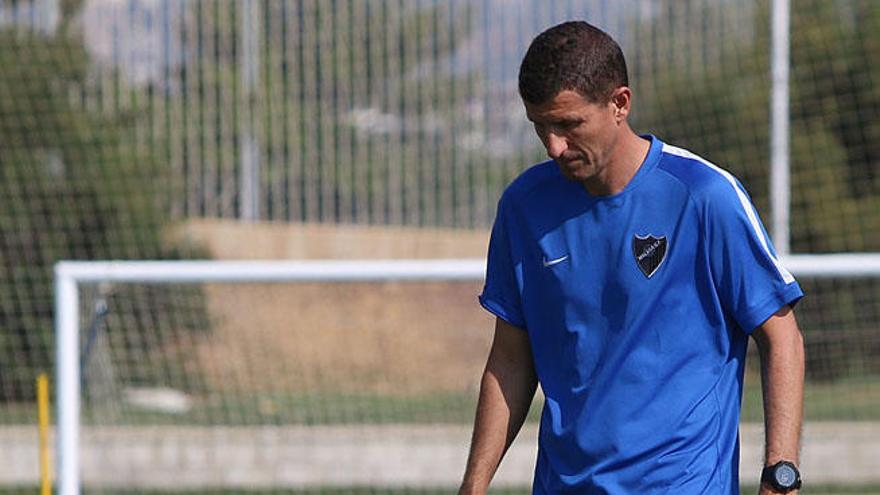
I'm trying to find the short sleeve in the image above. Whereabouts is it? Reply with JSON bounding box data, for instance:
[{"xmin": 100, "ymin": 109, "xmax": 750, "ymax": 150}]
[
  {"xmin": 479, "ymin": 195, "xmax": 526, "ymax": 329},
  {"xmin": 704, "ymin": 177, "xmax": 804, "ymax": 333}
]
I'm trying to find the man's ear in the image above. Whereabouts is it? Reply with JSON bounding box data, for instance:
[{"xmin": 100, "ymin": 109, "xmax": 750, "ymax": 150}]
[{"xmin": 611, "ymin": 86, "xmax": 632, "ymax": 122}]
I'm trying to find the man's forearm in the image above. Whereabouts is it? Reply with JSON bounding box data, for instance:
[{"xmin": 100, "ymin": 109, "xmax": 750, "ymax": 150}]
[
  {"xmin": 757, "ymin": 316, "xmax": 805, "ymax": 463},
  {"xmin": 460, "ymin": 319, "xmax": 537, "ymax": 495},
  {"xmin": 459, "ymin": 366, "xmax": 535, "ymax": 494},
  {"xmin": 754, "ymin": 307, "xmax": 805, "ymax": 494}
]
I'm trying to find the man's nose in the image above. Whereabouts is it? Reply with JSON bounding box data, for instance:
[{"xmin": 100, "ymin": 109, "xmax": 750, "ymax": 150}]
[{"xmin": 545, "ymin": 132, "xmax": 567, "ymax": 158}]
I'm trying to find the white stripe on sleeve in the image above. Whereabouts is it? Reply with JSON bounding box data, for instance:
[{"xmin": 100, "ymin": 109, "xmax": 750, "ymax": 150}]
[{"xmin": 662, "ymin": 144, "xmax": 795, "ymax": 284}]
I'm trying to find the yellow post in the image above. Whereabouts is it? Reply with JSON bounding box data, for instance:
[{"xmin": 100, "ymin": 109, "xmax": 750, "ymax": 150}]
[{"xmin": 37, "ymin": 373, "xmax": 52, "ymax": 495}]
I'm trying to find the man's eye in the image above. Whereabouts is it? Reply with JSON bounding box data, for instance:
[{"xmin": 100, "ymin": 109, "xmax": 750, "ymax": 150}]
[{"xmin": 533, "ymin": 120, "xmax": 579, "ymax": 135}]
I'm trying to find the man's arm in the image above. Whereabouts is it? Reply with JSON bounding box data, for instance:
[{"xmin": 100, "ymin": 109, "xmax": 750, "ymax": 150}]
[
  {"xmin": 751, "ymin": 305, "xmax": 805, "ymax": 494},
  {"xmin": 459, "ymin": 317, "xmax": 538, "ymax": 495}
]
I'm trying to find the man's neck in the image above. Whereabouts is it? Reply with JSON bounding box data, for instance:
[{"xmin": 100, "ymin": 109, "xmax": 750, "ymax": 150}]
[{"xmin": 583, "ymin": 130, "xmax": 651, "ymax": 197}]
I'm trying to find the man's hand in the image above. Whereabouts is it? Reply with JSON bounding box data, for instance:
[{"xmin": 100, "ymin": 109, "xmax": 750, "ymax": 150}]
[{"xmin": 759, "ymin": 488, "xmax": 798, "ymax": 495}]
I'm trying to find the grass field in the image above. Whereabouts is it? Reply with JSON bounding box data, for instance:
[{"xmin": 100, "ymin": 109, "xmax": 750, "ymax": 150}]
[
  {"xmin": 95, "ymin": 374, "xmax": 880, "ymax": 425},
  {"xmin": 2, "ymin": 375, "xmax": 879, "ymax": 425},
  {"xmin": 740, "ymin": 374, "xmax": 880, "ymax": 422}
]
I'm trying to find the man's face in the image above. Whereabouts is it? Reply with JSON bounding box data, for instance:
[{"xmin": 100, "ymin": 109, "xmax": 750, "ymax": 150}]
[{"xmin": 524, "ymin": 89, "xmax": 622, "ymax": 184}]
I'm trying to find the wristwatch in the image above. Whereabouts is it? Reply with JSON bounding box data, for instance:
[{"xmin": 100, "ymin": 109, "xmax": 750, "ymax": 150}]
[{"xmin": 761, "ymin": 461, "xmax": 802, "ymax": 492}]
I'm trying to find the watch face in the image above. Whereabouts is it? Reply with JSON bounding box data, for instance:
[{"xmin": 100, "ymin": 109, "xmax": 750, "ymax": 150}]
[{"xmin": 775, "ymin": 464, "xmax": 798, "ymax": 488}]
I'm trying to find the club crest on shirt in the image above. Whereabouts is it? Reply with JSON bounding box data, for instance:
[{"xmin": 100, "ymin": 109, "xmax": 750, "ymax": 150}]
[{"xmin": 632, "ymin": 234, "xmax": 668, "ymax": 278}]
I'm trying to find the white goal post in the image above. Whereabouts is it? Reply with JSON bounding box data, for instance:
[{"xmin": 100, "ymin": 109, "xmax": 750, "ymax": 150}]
[{"xmin": 54, "ymin": 254, "xmax": 880, "ymax": 494}]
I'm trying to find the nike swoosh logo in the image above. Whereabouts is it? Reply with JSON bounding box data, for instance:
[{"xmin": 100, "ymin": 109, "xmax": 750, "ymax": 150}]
[{"xmin": 543, "ymin": 255, "xmax": 569, "ymax": 267}]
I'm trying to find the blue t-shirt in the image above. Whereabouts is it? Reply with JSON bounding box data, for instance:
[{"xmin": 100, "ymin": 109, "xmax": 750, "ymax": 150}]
[{"xmin": 479, "ymin": 135, "xmax": 803, "ymax": 494}]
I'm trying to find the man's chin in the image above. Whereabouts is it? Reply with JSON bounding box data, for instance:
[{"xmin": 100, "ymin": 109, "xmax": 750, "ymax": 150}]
[{"xmin": 559, "ymin": 166, "xmax": 592, "ymax": 183}]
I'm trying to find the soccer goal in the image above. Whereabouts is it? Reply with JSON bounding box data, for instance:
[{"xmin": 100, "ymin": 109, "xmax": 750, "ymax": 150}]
[
  {"xmin": 54, "ymin": 255, "xmax": 880, "ymax": 494},
  {"xmin": 55, "ymin": 259, "xmax": 499, "ymax": 495}
]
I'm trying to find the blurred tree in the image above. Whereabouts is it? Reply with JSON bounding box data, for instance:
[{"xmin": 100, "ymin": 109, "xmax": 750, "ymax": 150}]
[
  {"xmin": 635, "ymin": 0, "xmax": 879, "ymax": 253},
  {"xmin": 0, "ymin": 24, "xmax": 196, "ymax": 400},
  {"xmin": 788, "ymin": 0, "xmax": 880, "ymax": 252}
]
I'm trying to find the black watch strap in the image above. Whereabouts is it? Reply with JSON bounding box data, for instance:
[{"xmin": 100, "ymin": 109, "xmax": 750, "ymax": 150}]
[{"xmin": 761, "ymin": 461, "xmax": 802, "ymax": 492}]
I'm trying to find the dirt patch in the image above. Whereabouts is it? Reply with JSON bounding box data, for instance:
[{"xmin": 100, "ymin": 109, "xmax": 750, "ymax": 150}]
[
  {"xmin": 167, "ymin": 220, "xmax": 496, "ymax": 396},
  {"xmin": 194, "ymin": 281, "xmax": 494, "ymax": 395},
  {"xmin": 168, "ymin": 219, "xmax": 491, "ymax": 260}
]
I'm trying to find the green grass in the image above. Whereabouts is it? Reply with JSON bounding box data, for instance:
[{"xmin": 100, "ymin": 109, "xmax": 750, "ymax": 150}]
[
  {"xmin": 102, "ymin": 376, "xmax": 880, "ymax": 425},
  {"xmin": 94, "ymin": 389, "xmax": 545, "ymax": 426},
  {"xmin": 741, "ymin": 375, "xmax": 880, "ymax": 422},
  {"xmin": 85, "ymin": 391, "xmax": 490, "ymax": 426},
  {"xmin": 3, "ymin": 376, "xmax": 878, "ymax": 426},
  {"xmin": 0, "ymin": 392, "xmax": 482, "ymax": 426}
]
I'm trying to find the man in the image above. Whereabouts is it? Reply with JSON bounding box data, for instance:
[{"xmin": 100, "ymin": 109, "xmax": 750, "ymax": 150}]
[{"xmin": 459, "ymin": 21, "xmax": 805, "ymax": 494}]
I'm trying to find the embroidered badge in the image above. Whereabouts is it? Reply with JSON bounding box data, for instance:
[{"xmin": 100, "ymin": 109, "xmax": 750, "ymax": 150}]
[{"xmin": 632, "ymin": 234, "xmax": 668, "ymax": 278}]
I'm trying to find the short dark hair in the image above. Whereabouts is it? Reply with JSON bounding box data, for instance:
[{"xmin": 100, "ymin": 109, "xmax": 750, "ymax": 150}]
[{"xmin": 518, "ymin": 21, "xmax": 629, "ymax": 105}]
